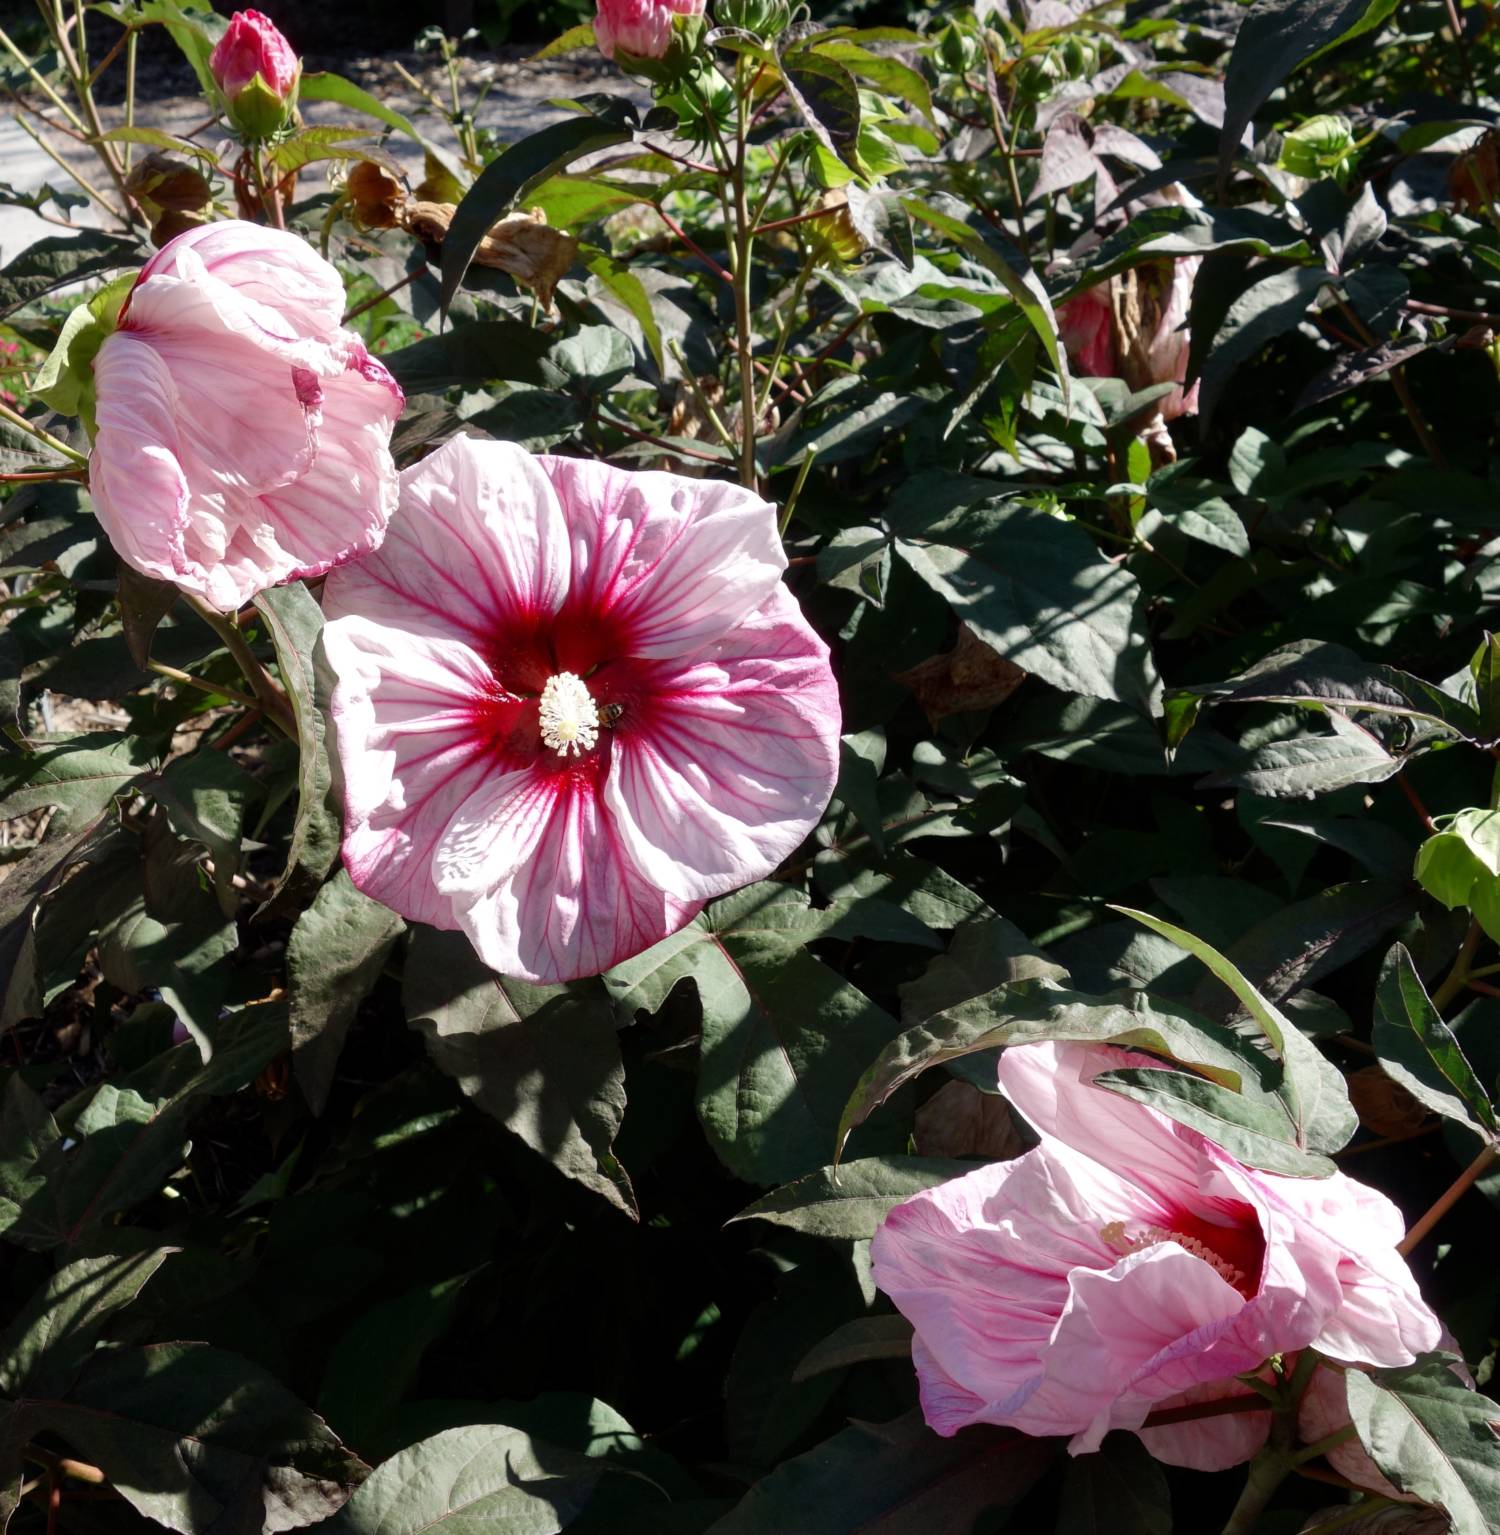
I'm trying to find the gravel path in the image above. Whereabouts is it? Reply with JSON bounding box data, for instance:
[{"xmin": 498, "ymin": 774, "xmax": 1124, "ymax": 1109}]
[{"xmin": 1, "ymin": 48, "xmax": 641, "ymax": 262}]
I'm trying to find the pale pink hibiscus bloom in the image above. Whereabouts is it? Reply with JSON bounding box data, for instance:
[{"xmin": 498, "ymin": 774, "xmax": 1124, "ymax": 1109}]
[
  {"xmin": 321, "ymin": 435, "xmax": 841, "ymax": 984},
  {"xmin": 89, "ymin": 221, "xmax": 402, "ymax": 611},
  {"xmin": 871, "ymin": 1040, "xmax": 1441, "ymax": 1472},
  {"xmin": 594, "ymin": 0, "xmax": 704, "ymax": 60}
]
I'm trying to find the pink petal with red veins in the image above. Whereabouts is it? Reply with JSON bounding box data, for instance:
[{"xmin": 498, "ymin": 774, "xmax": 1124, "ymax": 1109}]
[
  {"xmin": 324, "ymin": 616, "xmax": 504, "ymax": 930},
  {"xmin": 432, "ymin": 766, "xmax": 561, "ymax": 898},
  {"xmin": 537, "ymin": 454, "xmax": 786, "ymax": 658},
  {"xmin": 602, "ymin": 585, "xmax": 840, "ymax": 901},
  {"xmin": 452, "ymin": 777, "xmax": 700, "ymax": 984},
  {"xmin": 323, "ymin": 436, "xmax": 571, "ymax": 648}
]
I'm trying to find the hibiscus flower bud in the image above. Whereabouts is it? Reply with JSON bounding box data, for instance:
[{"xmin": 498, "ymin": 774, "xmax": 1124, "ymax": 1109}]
[
  {"xmin": 807, "ymin": 189, "xmax": 866, "ymax": 268},
  {"xmin": 210, "ymin": 9, "xmax": 301, "ymax": 141},
  {"xmin": 593, "ymin": 0, "xmax": 705, "ymax": 63},
  {"xmin": 1278, "ymin": 113, "xmax": 1357, "ymax": 182},
  {"xmin": 714, "ymin": 0, "xmax": 789, "ymax": 39}
]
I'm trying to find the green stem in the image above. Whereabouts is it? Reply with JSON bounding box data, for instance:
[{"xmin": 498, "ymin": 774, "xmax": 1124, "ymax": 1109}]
[
  {"xmin": 122, "ymin": 27, "xmax": 136, "ymax": 173},
  {"xmin": 1432, "ymin": 919, "xmax": 1484, "ymax": 1011},
  {"xmin": 0, "ymin": 21, "xmax": 87, "ymax": 131},
  {"xmin": 1220, "ymin": 1446, "xmax": 1293, "ymax": 1535},
  {"xmin": 0, "ymin": 399, "xmax": 88, "ymax": 466},
  {"xmin": 778, "ymin": 447, "xmax": 817, "ymax": 539},
  {"xmin": 756, "ymin": 252, "xmax": 815, "ymax": 421},
  {"xmin": 147, "ymin": 660, "xmax": 262, "ymax": 714},
  {"xmin": 730, "ymin": 55, "xmax": 757, "ymax": 491},
  {"xmin": 183, "ymin": 595, "xmax": 294, "ymax": 736}
]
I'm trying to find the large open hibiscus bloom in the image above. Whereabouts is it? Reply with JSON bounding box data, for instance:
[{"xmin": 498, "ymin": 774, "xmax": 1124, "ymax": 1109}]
[
  {"xmin": 322, "ymin": 436, "xmax": 841, "ymax": 983},
  {"xmin": 89, "ymin": 221, "xmax": 402, "ymax": 610},
  {"xmin": 871, "ymin": 1040, "xmax": 1441, "ymax": 1472}
]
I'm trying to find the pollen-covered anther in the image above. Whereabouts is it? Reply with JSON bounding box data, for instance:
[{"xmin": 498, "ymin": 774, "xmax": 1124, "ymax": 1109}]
[
  {"xmin": 1100, "ymin": 1220, "xmax": 1246, "ymax": 1292},
  {"xmin": 538, "ymin": 671, "xmax": 600, "ymax": 758}
]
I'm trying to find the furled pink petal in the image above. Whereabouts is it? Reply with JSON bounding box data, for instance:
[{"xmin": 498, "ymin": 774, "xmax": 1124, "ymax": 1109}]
[
  {"xmin": 264, "ymin": 349, "xmax": 403, "ymax": 583},
  {"xmin": 134, "ymin": 222, "xmax": 343, "ymax": 349},
  {"xmin": 90, "ymin": 221, "xmax": 401, "ymax": 610},
  {"xmin": 1057, "ymin": 286, "xmax": 1117, "ymax": 376},
  {"xmin": 89, "ymin": 336, "xmax": 190, "ymax": 586},
  {"xmin": 1135, "ymin": 1379, "xmax": 1272, "ymax": 1472},
  {"xmin": 323, "ymin": 435, "xmax": 839, "ymax": 984},
  {"xmin": 209, "ymin": 9, "xmax": 299, "ymax": 98},
  {"xmin": 601, "ymin": 585, "xmax": 840, "ymax": 902},
  {"xmin": 322, "ymin": 618, "xmax": 504, "ymax": 929},
  {"xmin": 535, "ymin": 454, "xmax": 787, "ymax": 659}
]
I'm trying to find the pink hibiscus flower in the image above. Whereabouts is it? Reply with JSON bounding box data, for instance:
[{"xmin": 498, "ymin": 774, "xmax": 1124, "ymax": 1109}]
[
  {"xmin": 870, "ymin": 1040, "xmax": 1441, "ymax": 1472},
  {"xmin": 594, "ymin": 0, "xmax": 704, "ymax": 60},
  {"xmin": 321, "ymin": 435, "xmax": 841, "ymax": 984},
  {"xmin": 89, "ymin": 221, "xmax": 402, "ymax": 611}
]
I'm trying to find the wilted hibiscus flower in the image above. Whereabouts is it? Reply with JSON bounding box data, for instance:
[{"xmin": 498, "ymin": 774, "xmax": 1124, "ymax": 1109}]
[
  {"xmin": 322, "ymin": 436, "xmax": 841, "ymax": 984},
  {"xmin": 88, "ymin": 221, "xmax": 402, "ymax": 610},
  {"xmin": 871, "ymin": 1040, "xmax": 1441, "ymax": 1472},
  {"xmin": 593, "ymin": 0, "xmax": 704, "ymax": 60}
]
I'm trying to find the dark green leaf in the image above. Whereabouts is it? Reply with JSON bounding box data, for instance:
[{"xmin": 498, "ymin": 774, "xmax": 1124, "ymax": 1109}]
[
  {"xmin": 0, "ymin": 1247, "xmax": 173, "ymax": 1398},
  {"xmin": 1345, "ymin": 1361, "xmax": 1500, "ymax": 1535},
  {"xmin": 1220, "ymin": 0, "xmax": 1401, "ymax": 176},
  {"xmin": 1055, "ymin": 1435, "xmax": 1172, "ymax": 1535},
  {"xmin": 0, "ymin": 233, "xmax": 140, "ymax": 321},
  {"xmin": 404, "ymin": 928, "xmax": 635, "ymax": 1216},
  {"xmin": 441, "ymin": 100, "xmax": 638, "ymax": 317},
  {"xmin": 385, "ymin": 320, "xmax": 553, "ymax": 393},
  {"xmin": 1373, "ymin": 944, "xmax": 1497, "ymax": 1137},
  {"xmin": 254, "ymin": 585, "xmax": 341, "ymax": 909},
  {"xmin": 606, "ymin": 884, "xmax": 908, "ymax": 1186},
  {"xmin": 706, "ymin": 1411, "xmax": 1053, "ymax": 1534},
  {"xmin": 329, "ymin": 1423, "xmax": 598, "ymax": 1535},
  {"xmin": 727, "ymin": 1157, "xmax": 966, "ymax": 1240},
  {"xmin": 288, "ymin": 871, "xmax": 405, "ymax": 1116},
  {"xmin": 27, "ymin": 1341, "xmax": 363, "ymax": 1534}
]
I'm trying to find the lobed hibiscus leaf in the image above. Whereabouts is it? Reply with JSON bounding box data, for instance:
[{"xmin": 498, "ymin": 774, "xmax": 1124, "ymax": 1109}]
[
  {"xmin": 1373, "ymin": 944, "xmax": 1498, "ymax": 1139},
  {"xmin": 439, "ymin": 99, "xmax": 640, "ymax": 319},
  {"xmin": 1112, "ymin": 907, "xmax": 1358, "ymax": 1156},
  {"xmin": 14, "ymin": 1341, "xmax": 365, "ymax": 1534},
  {"xmin": 889, "ymin": 477, "xmax": 1159, "ymax": 713},
  {"xmin": 326, "ymin": 1423, "xmax": 599, "ymax": 1535},
  {"xmin": 1055, "ymin": 1435, "xmax": 1172, "ymax": 1535},
  {"xmin": 287, "ymin": 870, "xmax": 405, "ymax": 1117},
  {"xmin": 0, "ymin": 1247, "xmax": 174, "ymax": 1400},
  {"xmin": 836, "ymin": 975, "xmax": 1275, "ymax": 1161},
  {"xmin": 254, "ymin": 584, "xmax": 342, "ymax": 911},
  {"xmin": 404, "ymin": 927, "xmax": 636, "ymax": 1216},
  {"xmin": 608, "ymin": 883, "xmax": 912, "ymax": 1186},
  {"xmin": 727, "ymin": 1156, "xmax": 968, "ymax": 1241},
  {"xmin": 705, "ymin": 1409, "xmax": 1055, "ymax": 1533}
]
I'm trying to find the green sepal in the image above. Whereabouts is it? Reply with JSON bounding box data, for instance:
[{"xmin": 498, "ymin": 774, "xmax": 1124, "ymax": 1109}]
[
  {"xmin": 33, "ymin": 269, "xmax": 139, "ymax": 435},
  {"xmin": 225, "ymin": 70, "xmax": 299, "ymax": 141}
]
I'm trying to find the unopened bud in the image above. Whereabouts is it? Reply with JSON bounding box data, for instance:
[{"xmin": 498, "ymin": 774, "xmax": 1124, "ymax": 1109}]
[
  {"xmin": 1278, "ymin": 114, "xmax": 1357, "ymax": 181},
  {"xmin": 209, "ymin": 9, "xmax": 300, "ymax": 140}
]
